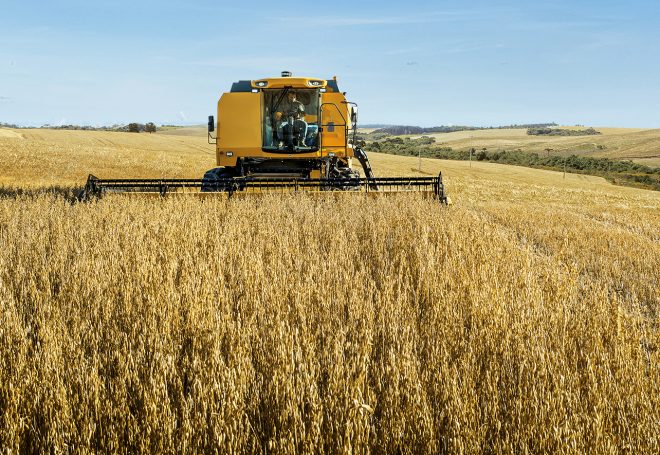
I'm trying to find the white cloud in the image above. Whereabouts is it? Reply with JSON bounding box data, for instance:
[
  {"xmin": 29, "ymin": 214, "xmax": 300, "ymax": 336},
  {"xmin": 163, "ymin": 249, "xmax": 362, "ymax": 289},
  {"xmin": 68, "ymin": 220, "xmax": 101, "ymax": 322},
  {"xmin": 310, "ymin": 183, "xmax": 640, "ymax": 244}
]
[{"xmin": 178, "ymin": 111, "xmax": 187, "ymax": 121}]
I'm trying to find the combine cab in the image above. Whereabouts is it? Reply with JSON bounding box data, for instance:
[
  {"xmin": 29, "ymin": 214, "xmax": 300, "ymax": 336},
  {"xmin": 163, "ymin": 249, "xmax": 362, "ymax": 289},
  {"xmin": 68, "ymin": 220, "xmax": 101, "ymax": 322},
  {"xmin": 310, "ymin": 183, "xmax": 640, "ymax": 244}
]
[{"xmin": 81, "ymin": 71, "xmax": 448, "ymax": 203}]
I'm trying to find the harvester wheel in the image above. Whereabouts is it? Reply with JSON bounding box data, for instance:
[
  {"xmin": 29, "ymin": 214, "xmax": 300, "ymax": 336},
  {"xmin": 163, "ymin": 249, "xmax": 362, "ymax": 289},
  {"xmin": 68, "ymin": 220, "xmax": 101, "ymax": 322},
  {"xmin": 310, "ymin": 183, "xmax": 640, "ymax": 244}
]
[
  {"xmin": 329, "ymin": 167, "xmax": 361, "ymax": 191},
  {"xmin": 201, "ymin": 168, "xmax": 235, "ymax": 192},
  {"xmin": 322, "ymin": 160, "xmax": 361, "ymax": 191}
]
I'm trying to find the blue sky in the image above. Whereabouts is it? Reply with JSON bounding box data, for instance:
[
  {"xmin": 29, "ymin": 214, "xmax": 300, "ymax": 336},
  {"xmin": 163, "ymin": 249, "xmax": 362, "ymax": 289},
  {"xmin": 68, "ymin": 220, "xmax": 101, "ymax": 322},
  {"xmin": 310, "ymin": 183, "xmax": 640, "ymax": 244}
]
[{"xmin": 1, "ymin": 0, "xmax": 658, "ymax": 127}]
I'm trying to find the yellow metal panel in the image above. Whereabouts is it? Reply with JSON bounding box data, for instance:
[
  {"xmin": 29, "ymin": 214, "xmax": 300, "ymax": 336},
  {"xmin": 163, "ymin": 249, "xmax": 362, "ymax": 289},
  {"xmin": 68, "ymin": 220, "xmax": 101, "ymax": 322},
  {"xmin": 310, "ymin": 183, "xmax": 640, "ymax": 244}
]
[
  {"xmin": 216, "ymin": 93, "xmax": 261, "ymax": 165},
  {"xmin": 252, "ymin": 77, "xmax": 326, "ymax": 89},
  {"xmin": 320, "ymin": 92, "xmax": 348, "ymax": 149},
  {"xmin": 217, "ymin": 154, "xmax": 238, "ymax": 166}
]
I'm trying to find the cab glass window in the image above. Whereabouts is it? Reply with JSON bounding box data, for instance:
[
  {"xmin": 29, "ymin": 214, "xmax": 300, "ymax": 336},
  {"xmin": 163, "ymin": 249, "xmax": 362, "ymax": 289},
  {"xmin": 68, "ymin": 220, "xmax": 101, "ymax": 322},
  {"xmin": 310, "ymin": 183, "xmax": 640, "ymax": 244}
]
[{"xmin": 262, "ymin": 89, "xmax": 319, "ymax": 150}]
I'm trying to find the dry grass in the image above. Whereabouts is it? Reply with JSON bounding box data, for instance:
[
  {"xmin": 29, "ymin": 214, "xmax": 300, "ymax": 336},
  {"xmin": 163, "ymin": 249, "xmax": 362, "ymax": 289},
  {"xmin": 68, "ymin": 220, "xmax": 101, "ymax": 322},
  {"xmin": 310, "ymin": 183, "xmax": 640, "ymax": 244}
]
[
  {"xmin": 0, "ymin": 129, "xmax": 23, "ymax": 139},
  {"xmin": 0, "ymin": 128, "xmax": 213, "ymax": 186},
  {"xmin": 156, "ymin": 126, "xmax": 208, "ymax": 137},
  {"xmin": 0, "ymin": 129, "xmax": 659, "ymax": 452}
]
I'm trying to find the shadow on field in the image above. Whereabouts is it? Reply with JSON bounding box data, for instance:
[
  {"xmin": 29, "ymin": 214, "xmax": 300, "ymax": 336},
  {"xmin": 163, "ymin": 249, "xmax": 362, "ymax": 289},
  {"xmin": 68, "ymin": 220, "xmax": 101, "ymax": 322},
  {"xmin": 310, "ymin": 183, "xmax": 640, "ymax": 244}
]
[{"xmin": 0, "ymin": 186, "xmax": 83, "ymax": 202}]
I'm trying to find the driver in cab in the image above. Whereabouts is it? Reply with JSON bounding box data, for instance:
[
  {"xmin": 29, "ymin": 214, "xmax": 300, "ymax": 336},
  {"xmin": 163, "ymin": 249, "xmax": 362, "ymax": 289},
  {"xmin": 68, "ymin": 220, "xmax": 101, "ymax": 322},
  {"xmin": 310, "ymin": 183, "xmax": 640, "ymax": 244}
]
[{"xmin": 275, "ymin": 91, "xmax": 308, "ymax": 147}]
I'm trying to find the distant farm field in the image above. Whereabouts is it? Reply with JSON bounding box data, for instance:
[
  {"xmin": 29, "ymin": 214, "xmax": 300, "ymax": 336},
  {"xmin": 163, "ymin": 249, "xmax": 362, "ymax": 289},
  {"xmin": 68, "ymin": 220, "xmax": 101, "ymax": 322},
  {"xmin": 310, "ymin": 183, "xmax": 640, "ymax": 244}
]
[
  {"xmin": 0, "ymin": 128, "xmax": 213, "ymax": 186},
  {"xmin": 392, "ymin": 127, "xmax": 660, "ymax": 167},
  {"xmin": 1, "ymin": 126, "xmax": 659, "ymax": 187},
  {"xmin": 0, "ymin": 128, "xmax": 658, "ymax": 452}
]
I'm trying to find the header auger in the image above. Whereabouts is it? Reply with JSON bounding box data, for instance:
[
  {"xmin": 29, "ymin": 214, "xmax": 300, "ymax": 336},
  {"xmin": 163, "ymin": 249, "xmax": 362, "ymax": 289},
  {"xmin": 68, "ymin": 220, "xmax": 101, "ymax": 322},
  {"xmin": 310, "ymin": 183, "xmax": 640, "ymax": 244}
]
[{"xmin": 79, "ymin": 71, "xmax": 449, "ymax": 203}]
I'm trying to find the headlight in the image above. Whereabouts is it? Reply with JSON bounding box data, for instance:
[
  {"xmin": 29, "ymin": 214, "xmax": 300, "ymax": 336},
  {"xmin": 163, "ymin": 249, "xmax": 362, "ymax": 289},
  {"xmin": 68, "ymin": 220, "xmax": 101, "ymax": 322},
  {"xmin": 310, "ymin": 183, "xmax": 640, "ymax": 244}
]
[
  {"xmin": 255, "ymin": 81, "xmax": 268, "ymax": 87},
  {"xmin": 308, "ymin": 80, "xmax": 323, "ymax": 87},
  {"xmin": 226, "ymin": 151, "xmax": 234, "ymax": 157}
]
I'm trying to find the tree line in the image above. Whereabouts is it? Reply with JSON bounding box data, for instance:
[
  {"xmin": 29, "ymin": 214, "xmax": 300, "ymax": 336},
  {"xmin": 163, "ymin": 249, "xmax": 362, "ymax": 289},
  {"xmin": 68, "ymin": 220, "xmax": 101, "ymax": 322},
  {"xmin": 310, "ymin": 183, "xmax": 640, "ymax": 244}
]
[
  {"xmin": 527, "ymin": 127, "xmax": 601, "ymax": 136},
  {"xmin": 0, "ymin": 122, "xmax": 158, "ymax": 133}
]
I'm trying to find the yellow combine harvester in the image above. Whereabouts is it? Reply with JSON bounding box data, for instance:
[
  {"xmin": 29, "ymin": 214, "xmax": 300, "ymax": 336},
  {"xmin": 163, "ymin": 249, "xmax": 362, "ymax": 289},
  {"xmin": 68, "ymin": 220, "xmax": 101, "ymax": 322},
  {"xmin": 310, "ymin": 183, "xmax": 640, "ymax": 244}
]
[{"xmin": 82, "ymin": 71, "xmax": 448, "ymax": 202}]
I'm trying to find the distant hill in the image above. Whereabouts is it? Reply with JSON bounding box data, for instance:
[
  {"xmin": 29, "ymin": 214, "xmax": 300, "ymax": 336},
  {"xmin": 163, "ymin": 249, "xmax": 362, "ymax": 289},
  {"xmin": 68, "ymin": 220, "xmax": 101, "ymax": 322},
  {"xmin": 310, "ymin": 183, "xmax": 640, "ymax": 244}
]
[
  {"xmin": 358, "ymin": 124, "xmax": 396, "ymax": 129},
  {"xmin": 357, "ymin": 126, "xmax": 660, "ymax": 167},
  {"xmin": 372, "ymin": 123, "xmax": 557, "ymax": 135}
]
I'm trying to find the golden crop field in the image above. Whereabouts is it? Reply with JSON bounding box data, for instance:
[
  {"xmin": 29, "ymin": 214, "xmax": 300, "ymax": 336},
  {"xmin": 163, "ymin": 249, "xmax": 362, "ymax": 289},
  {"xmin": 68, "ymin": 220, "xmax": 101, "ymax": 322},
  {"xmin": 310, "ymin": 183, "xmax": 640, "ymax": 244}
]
[{"xmin": 1, "ymin": 128, "xmax": 659, "ymax": 452}]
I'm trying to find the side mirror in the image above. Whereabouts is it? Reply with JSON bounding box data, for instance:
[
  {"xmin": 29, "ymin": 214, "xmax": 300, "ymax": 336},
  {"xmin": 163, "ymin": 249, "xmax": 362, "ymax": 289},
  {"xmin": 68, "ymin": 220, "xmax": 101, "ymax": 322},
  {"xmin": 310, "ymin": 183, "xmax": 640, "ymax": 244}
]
[
  {"xmin": 351, "ymin": 108, "xmax": 357, "ymax": 125},
  {"xmin": 208, "ymin": 115, "xmax": 215, "ymax": 133}
]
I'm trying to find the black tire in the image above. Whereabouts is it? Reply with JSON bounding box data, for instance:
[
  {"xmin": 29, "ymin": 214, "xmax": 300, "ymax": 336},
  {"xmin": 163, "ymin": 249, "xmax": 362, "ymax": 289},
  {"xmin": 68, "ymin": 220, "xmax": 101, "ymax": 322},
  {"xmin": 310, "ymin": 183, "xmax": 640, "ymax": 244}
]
[{"xmin": 201, "ymin": 167, "xmax": 235, "ymax": 192}]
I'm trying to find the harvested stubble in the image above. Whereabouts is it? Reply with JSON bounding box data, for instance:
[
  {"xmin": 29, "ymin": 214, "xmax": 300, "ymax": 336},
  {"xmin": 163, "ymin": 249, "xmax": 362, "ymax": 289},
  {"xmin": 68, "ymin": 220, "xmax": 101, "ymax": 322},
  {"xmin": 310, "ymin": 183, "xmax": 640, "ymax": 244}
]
[{"xmin": 0, "ymin": 192, "xmax": 658, "ymax": 453}]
